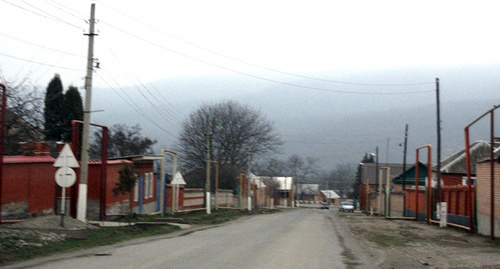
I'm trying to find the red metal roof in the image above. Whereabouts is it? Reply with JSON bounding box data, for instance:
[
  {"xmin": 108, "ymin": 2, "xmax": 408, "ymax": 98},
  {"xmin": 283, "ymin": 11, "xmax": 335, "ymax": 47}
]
[
  {"xmin": 3, "ymin": 155, "xmax": 56, "ymax": 164},
  {"xmin": 2, "ymin": 156, "xmax": 133, "ymax": 165}
]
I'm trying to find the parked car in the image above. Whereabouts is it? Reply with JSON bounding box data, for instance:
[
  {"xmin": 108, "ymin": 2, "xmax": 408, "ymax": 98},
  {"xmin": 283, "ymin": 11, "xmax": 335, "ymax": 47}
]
[
  {"xmin": 339, "ymin": 201, "xmax": 354, "ymax": 212},
  {"xmin": 320, "ymin": 202, "xmax": 330, "ymax": 210}
]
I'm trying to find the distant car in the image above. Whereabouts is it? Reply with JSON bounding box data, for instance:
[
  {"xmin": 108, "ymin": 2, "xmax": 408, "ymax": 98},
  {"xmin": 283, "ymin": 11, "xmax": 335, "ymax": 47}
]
[
  {"xmin": 320, "ymin": 202, "xmax": 330, "ymax": 210},
  {"xmin": 339, "ymin": 201, "xmax": 354, "ymax": 212}
]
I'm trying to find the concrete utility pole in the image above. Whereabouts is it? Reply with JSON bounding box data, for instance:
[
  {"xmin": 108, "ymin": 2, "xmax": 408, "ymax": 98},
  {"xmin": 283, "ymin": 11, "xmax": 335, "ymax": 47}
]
[
  {"xmin": 247, "ymin": 150, "xmax": 253, "ymax": 211},
  {"xmin": 77, "ymin": 3, "xmax": 97, "ymax": 221},
  {"xmin": 0, "ymin": 83, "xmax": 6, "ymax": 223},
  {"xmin": 206, "ymin": 121, "xmax": 211, "ymax": 214},
  {"xmin": 435, "ymin": 78, "xmax": 441, "ymax": 204}
]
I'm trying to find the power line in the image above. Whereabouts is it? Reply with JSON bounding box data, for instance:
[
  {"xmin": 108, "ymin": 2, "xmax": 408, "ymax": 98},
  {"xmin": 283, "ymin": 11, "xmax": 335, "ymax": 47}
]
[
  {"xmin": 96, "ymin": 71, "xmax": 178, "ymax": 139},
  {"xmin": 0, "ymin": 32, "xmax": 85, "ymax": 58},
  {"xmin": 43, "ymin": 0, "xmax": 87, "ymax": 22},
  {"xmin": 100, "ymin": 21, "xmax": 434, "ymax": 96},
  {"xmin": 97, "ymin": 0, "xmax": 433, "ymax": 88},
  {"xmin": 101, "ymin": 40, "xmax": 185, "ymax": 125},
  {"xmin": 0, "ymin": 52, "xmax": 84, "ymax": 72},
  {"xmin": 1, "ymin": 0, "xmax": 82, "ymax": 30}
]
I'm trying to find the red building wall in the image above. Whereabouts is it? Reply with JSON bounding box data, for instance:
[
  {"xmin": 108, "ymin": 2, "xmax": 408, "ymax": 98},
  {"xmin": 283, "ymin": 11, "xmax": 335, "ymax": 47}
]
[
  {"xmin": 1, "ymin": 156, "xmax": 56, "ymax": 219},
  {"xmin": 441, "ymin": 173, "xmax": 464, "ymax": 186},
  {"xmin": 87, "ymin": 160, "xmax": 132, "ymax": 206},
  {"xmin": 440, "ymin": 186, "xmax": 475, "ymax": 216}
]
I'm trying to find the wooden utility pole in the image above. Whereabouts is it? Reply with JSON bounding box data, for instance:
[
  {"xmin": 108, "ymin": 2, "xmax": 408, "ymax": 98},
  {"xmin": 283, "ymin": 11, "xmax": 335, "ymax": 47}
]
[
  {"xmin": 402, "ymin": 124, "xmax": 408, "ymax": 216},
  {"xmin": 77, "ymin": 3, "xmax": 97, "ymax": 221}
]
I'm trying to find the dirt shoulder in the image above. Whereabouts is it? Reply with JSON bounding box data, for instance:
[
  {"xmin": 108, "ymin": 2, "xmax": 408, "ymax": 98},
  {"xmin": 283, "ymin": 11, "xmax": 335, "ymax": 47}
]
[{"xmin": 336, "ymin": 211, "xmax": 500, "ymax": 269}]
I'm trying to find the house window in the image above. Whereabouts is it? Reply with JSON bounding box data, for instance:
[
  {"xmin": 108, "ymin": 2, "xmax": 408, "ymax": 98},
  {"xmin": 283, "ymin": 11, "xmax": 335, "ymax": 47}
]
[{"xmin": 461, "ymin": 177, "xmax": 476, "ymax": 186}]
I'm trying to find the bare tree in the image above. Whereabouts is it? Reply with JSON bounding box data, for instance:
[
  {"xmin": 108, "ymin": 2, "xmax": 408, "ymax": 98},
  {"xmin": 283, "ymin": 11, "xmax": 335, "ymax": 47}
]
[
  {"xmin": 256, "ymin": 157, "xmax": 287, "ymax": 199},
  {"xmin": 320, "ymin": 163, "xmax": 355, "ymax": 198},
  {"xmin": 287, "ymin": 155, "xmax": 319, "ymax": 200},
  {"xmin": 0, "ymin": 76, "xmax": 44, "ymax": 155},
  {"xmin": 177, "ymin": 100, "xmax": 282, "ymax": 189},
  {"xmin": 89, "ymin": 124, "xmax": 157, "ymax": 159}
]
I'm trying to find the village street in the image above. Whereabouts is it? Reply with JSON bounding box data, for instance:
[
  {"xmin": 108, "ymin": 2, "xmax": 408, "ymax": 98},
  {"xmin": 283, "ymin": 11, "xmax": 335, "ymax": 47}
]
[
  {"xmin": 8, "ymin": 208, "xmax": 374, "ymax": 269},
  {"xmin": 5, "ymin": 207, "xmax": 499, "ymax": 269}
]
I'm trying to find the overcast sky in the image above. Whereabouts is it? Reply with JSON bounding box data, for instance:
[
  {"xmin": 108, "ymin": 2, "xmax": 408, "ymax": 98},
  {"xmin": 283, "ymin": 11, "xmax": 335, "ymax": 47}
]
[
  {"xmin": 2, "ymin": 1, "xmax": 500, "ymax": 87},
  {"xmin": 1, "ymin": 1, "xmax": 500, "ymax": 169}
]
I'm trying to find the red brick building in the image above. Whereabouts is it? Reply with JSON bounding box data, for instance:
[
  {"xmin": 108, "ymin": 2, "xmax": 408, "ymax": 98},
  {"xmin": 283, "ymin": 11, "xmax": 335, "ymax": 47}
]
[{"xmin": 476, "ymin": 155, "xmax": 500, "ymax": 238}]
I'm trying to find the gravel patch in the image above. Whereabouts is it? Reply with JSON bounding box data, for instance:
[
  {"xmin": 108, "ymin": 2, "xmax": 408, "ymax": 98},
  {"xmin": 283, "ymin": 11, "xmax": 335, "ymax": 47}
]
[{"xmin": 4, "ymin": 215, "xmax": 97, "ymax": 230}]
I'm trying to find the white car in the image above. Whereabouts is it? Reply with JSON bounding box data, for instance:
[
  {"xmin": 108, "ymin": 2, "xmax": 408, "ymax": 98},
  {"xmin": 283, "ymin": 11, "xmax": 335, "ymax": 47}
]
[{"xmin": 339, "ymin": 201, "xmax": 354, "ymax": 212}]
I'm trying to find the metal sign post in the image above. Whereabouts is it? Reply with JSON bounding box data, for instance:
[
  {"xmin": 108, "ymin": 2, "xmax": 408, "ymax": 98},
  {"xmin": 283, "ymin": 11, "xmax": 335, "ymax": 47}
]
[{"xmin": 54, "ymin": 144, "xmax": 79, "ymax": 227}]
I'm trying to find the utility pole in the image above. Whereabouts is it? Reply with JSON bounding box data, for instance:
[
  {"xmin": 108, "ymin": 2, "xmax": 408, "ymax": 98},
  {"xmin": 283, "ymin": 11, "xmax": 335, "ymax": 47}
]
[
  {"xmin": 0, "ymin": 83, "xmax": 6, "ymax": 223},
  {"xmin": 402, "ymin": 124, "xmax": 408, "ymax": 217},
  {"xmin": 205, "ymin": 121, "xmax": 211, "ymax": 214},
  {"xmin": 77, "ymin": 3, "xmax": 97, "ymax": 222},
  {"xmin": 375, "ymin": 146, "xmax": 379, "ymax": 214},
  {"xmin": 247, "ymin": 150, "xmax": 253, "ymax": 211},
  {"xmin": 436, "ymin": 78, "xmax": 441, "ymax": 205}
]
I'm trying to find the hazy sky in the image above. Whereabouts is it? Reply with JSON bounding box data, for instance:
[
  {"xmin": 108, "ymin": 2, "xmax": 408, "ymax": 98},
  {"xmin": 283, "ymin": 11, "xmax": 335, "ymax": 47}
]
[
  {"xmin": 1, "ymin": 1, "xmax": 500, "ymax": 169},
  {"xmin": 2, "ymin": 1, "xmax": 500, "ymax": 87}
]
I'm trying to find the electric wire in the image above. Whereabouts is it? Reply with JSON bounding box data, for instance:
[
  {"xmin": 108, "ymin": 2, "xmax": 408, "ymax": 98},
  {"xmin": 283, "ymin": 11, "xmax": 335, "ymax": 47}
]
[
  {"xmin": 43, "ymin": 0, "xmax": 87, "ymax": 22},
  {"xmin": 96, "ymin": 71, "xmax": 178, "ymax": 138},
  {"xmin": 101, "ymin": 40, "xmax": 185, "ymax": 125},
  {"xmin": 1, "ymin": 0, "xmax": 82, "ymax": 30},
  {"xmin": 0, "ymin": 32, "xmax": 85, "ymax": 58},
  {"xmin": 0, "ymin": 52, "xmax": 84, "ymax": 72},
  {"xmin": 100, "ymin": 21, "xmax": 434, "ymax": 95},
  {"xmin": 97, "ymin": 0, "xmax": 433, "ymax": 87}
]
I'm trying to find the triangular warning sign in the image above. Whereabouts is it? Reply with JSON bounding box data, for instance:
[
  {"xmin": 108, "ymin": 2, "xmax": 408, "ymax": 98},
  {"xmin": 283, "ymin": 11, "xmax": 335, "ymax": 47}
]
[
  {"xmin": 54, "ymin": 144, "xmax": 79, "ymax": 168},
  {"xmin": 171, "ymin": 171, "xmax": 186, "ymax": 185}
]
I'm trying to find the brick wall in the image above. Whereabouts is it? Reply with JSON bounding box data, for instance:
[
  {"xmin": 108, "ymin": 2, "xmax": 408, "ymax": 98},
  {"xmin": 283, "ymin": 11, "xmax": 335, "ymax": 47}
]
[
  {"xmin": 215, "ymin": 189, "xmax": 234, "ymax": 208},
  {"xmin": 183, "ymin": 188, "xmax": 204, "ymax": 209},
  {"xmin": 476, "ymin": 161, "xmax": 500, "ymax": 237}
]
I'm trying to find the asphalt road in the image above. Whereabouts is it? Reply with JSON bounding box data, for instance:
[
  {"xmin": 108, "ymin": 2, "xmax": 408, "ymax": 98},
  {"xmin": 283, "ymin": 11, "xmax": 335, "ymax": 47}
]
[{"xmin": 19, "ymin": 208, "xmax": 374, "ymax": 269}]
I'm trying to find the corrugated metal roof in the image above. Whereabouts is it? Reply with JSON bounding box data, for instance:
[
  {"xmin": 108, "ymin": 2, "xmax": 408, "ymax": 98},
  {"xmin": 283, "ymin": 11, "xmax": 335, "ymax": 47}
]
[
  {"xmin": 250, "ymin": 174, "xmax": 293, "ymax": 190},
  {"xmin": 321, "ymin": 190, "xmax": 340, "ymax": 199},
  {"xmin": 440, "ymin": 140, "xmax": 500, "ymax": 174},
  {"xmin": 275, "ymin": 177, "xmax": 293, "ymax": 190},
  {"xmin": 296, "ymin": 184, "xmax": 320, "ymax": 195},
  {"xmin": 3, "ymin": 155, "xmax": 55, "ymax": 164}
]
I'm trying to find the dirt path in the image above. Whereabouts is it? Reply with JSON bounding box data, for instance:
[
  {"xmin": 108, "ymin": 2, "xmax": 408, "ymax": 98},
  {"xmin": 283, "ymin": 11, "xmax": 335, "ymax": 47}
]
[{"xmin": 335, "ymin": 211, "xmax": 500, "ymax": 268}]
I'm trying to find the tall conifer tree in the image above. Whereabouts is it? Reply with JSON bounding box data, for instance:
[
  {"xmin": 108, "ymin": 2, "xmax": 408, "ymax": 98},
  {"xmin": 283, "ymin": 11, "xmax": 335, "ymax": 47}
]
[
  {"xmin": 44, "ymin": 74, "xmax": 64, "ymax": 141},
  {"xmin": 62, "ymin": 86, "xmax": 83, "ymax": 141}
]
